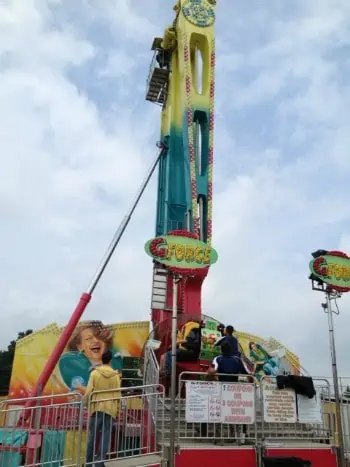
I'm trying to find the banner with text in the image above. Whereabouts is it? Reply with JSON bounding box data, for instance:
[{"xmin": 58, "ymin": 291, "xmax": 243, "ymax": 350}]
[
  {"xmin": 185, "ymin": 381, "xmax": 255, "ymax": 424},
  {"xmin": 262, "ymin": 382, "xmax": 322, "ymax": 424}
]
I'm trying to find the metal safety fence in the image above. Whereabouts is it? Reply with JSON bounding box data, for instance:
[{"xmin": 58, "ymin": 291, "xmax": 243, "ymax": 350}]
[
  {"xmin": 0, "ymin": 384, "xmax": 165, "ymax": 467},
  {"xmin": 86, "ymin": 384, "xmax": 165, "ymax": 466},
  {"xmin": 177, "ymin": 372, "xmax": 257, "ymax": 446},
  {"xmin": 0, "ymin": 392, "xmax": 84, "ymax": 466},
  {"xmin": 170, "ymin": 372, "xmax": 337, "ymax": 451},
  {"xmin": 144, "ymin": 345, "xmax": 160, "ymax": 389},
  {"xmin": 260, "ymin": 376, "xmax": 333, "ymax": 446},
  {"xmin": 317, "ymin": 376, "xmax": 350, "ymax": 456},
  {"xmin": 143, "ymin": 345, "xmax": 161, "ymax": 420},
  {"xmin": 0, "ymin": 374, "xmax": 347, "ymax": 465}
]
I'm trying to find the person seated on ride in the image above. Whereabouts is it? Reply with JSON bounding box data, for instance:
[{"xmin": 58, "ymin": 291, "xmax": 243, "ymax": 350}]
[
  {"xmin": 159, "ymin": 320, "xmax": 203, "ymax": 375},
  {"xmin": 214, "ymin": 324, "xmax": 240, "ymax": 358}
]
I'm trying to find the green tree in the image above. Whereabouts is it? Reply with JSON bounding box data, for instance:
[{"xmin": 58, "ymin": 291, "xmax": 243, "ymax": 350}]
[{"xmin": 0, "ymin": 330, "xmax": 33, "ymax": 395}]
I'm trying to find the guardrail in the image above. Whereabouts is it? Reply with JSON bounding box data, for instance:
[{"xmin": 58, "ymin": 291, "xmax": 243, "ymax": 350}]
[
  {"xmin": 144, "ymin": 345, "xmax": 159, "ymax": 388},
  {"xmin": 317, "ymin": 376, "xmax": 350, "ymax": 454},
  {"xmin": 0, "ymin": 384, "xmax": 165, "ymax": 467},
  {"xmin": 170, "ymin": 372, "xmax": 336, "ymax": 451},
  {"xmin": 260, "ymin": 376, "xmax": 332, "ymax": 446},
  {"xmin": 0, "ymin": 372, "xmax": 347, "ymax": 464},
  {"xmin": 0, "ymin": 392, "xmax": 85, "ymax": 466},
  {"xmin": 177, "ymin": 372, "xmax": 258, "ymax": 446},
  {"xmin": 86, "ymin": 384, "xmax": 165, "ymax": 466},
  {"xmin": 144, "ymin": 346, "xmax": 161, "ymax": 421}
]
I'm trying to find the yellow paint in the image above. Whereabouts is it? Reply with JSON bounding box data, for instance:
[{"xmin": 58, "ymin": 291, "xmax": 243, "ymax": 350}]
[
  {"xmin": 165, "ymin": 242, "xmax": 211, "ymax": 263},
  {"xmin": 127, "ymin": 397, "xmax": 143, "ymax": 410},
  {"xmin": 9, "ymin": 321, "xmax": 149, "ymax": 399},
  {"xmin": 9, "ymin": 323, "xmax": 65, "ymax": 398},
  {"xmin": 0, "ymin": 397, "xmax": 8, "ymax": 427},
  {"xmin": 327, "ymin": 263, "xmax": 350, "ymax": 281},
  {"xmin": 161, "ymin": 0, "xmax": 216, "ymax": 133},
  {"xmin": 64, "ymin": 430, "xmax": 86, "ymax": 466},
  {"xmin": 322, "ymin": 401, "xmax": 341, "ymax": 446}
]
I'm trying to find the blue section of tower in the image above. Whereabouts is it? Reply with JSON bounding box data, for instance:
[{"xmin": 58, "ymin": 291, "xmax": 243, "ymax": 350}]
[
  {"xmin": 155, "ymin": 107, "xmax": 210, "ymax": 241},
  {"xmin": 155, "ymin": 117, "xmax": 192, "ymax": 236}
]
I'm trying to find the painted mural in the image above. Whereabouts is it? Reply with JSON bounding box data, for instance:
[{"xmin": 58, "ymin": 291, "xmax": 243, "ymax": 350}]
[
  {"xmin": 9, "ymin": 320, "xmax": 149, "ymax": 400},
  {"xmin": 198, "ymin": 317, "xmax": 299, "ymax": 380}
]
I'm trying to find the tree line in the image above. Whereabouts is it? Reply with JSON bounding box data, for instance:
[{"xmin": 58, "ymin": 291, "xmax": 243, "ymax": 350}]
[{"xmin": 0, "ymin": 330, "xmax": 33, "ymax": 395}]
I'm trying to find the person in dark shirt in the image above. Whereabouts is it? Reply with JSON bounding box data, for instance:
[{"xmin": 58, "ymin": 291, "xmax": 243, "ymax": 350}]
[
  {"xmin": 209, "ymin": 341, "xmax": 248, "ymax": 382},
  {"xmin": 159, "ymin": 322, "xmax": 202, "ymax": 375},
  {"xmin": 214, "ymin": 325, "xmax": 240, "ymax": 357},
  {"xmin": 208, "ymin": 341, "xmax": 249, "ymax": 445}
]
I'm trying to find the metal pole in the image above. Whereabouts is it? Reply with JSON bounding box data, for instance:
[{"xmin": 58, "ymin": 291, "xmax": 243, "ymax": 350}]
[
  {"xmin": 87, "ymin": 145, "xmax": 166, "ymax": 294},
  {"xmin": 325, "ymin": 291, "xmax": 345, "ymax": 467},
  {"xmin": 169, "ymin": 273, "xmax": 179, "ymax": 467},
  {"xmin": 20, "ymin": 145, "xmax": 166, "ymax": 417}
]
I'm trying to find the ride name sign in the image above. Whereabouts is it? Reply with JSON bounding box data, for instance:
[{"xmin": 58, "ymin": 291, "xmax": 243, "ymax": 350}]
[
  {"xmin": 309, "ymin": 251, "xmax": 350, "ymax": 292},
  {"xmin": 145, "ymin": 234, "xmax": 218, "ymax": 269},
  {"xmin": 185, "ymin": 381, "xmax": 255, "ymax": 424}
]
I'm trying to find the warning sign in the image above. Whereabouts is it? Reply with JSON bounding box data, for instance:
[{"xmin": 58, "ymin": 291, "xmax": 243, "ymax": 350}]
[{"xmin": 262, "ymin": 382, "xmax": 297, "ymax": 423}]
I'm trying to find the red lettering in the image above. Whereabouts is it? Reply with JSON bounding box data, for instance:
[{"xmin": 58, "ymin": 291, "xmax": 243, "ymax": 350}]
[
  {"xmin": 149, "ymin": 238, "xmax": 167, "ymax": 258},
  {"xmin": 314, "ymin": 256, "xmax": 328, "ymax": 277}
]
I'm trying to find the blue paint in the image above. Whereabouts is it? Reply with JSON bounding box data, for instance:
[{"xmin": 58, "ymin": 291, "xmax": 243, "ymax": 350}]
[
  {"xmin": 0, "ymin": 431, "xmax": 27, "ymax": 467},
  {"xmin": 156, "ymin": 108, "xmax": 210, "ymax": 241}
]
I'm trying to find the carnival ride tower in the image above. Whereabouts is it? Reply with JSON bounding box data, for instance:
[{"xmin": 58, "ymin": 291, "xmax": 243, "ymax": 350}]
[
  {"xmin": 19, "ymin": 0, "xmax": 217, "ymax": 407},
  {"xmin": 146, "ymin": 0, "xmax": 216, "ymax": 328}
]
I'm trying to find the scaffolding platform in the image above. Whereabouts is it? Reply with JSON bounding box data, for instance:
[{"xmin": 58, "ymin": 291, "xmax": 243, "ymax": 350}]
[
  {"xmin": 145, "ymin": 46, "xmax": 170, "ymax": 106},
  {"xmin": 146, "ymin": 65, "xmax": 169, "ymax": 105}
]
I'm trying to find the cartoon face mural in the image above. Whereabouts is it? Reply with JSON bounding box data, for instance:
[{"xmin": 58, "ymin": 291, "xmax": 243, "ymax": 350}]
[
  {"xmin": 9, "ymin": 320, "xmax": 150, "ymax": 400},
  {"xmin": 58, "ymin": 321, "xmax": 122, "ymax": 394}
]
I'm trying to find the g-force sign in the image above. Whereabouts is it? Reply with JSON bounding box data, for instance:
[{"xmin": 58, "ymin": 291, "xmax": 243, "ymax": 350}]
[
  {"xmin": 145, "ymin": 235, "xmax": 218, "ymax": 269},
  {"xmin": 309, "ymin": 253, "xmax": 350, "ymax": 292}
]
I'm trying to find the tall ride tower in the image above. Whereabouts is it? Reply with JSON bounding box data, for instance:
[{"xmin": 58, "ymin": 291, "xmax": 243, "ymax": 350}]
[{"xmin": 146, "ymin": 0, "xmax": 216, "ymax": 327}]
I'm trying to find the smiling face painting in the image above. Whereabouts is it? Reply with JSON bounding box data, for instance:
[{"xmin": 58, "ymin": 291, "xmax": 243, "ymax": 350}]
[
  {"xmin": 77, "ymin": 328, "xmax": 106, "ymax": 362},
  {"xmin": 57, "ymin": 321, "xmax": 116, "ymax": 394},
  {"xmin": 68, "ymin": 321, "xmax": 113, "ymax": 365}
]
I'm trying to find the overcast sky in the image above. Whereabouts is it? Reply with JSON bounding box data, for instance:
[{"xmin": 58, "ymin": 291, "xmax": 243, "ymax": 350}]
[{"xmin": 1, "ymin": 0, "xmax": 350, "ymax": 378}]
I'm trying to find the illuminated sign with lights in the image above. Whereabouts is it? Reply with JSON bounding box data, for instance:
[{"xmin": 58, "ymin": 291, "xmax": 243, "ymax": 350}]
[
  {"xmin": 145, "ymin": 234, "xmax": 218, "ymax": 269},
  {"xmin": 309, "ymin": 251, "xmax": 350, "ymax": 292}
]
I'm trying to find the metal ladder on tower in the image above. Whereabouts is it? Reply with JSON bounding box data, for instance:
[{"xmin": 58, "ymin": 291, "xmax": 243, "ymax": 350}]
[{"xmin": 151, "ymin": 265, "xmax": 168, "ymax": 310}]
